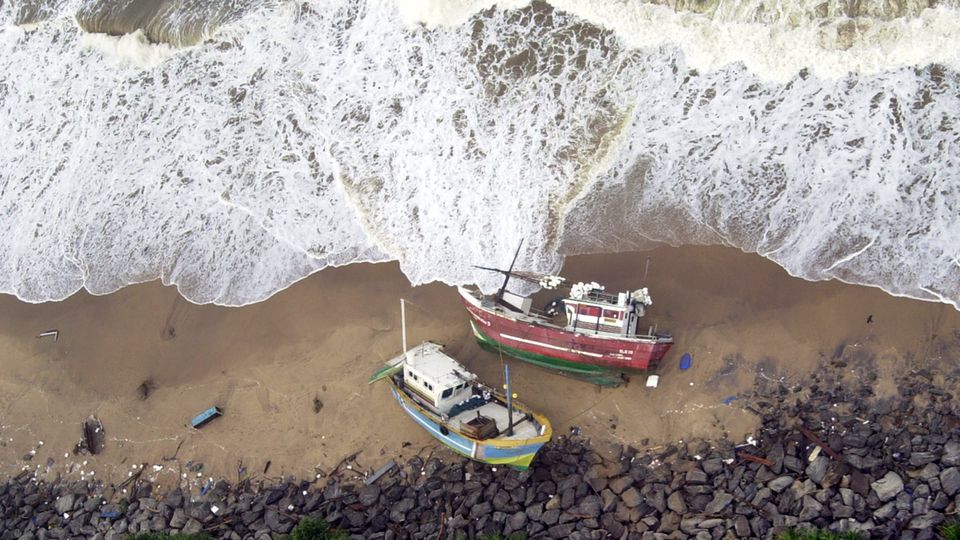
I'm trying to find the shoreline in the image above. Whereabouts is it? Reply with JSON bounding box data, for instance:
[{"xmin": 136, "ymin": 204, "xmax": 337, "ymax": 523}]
[
  {"xmin": 2, "ymin": 350, "xmax": 957, "ymax": 538},
  {"xmin": 0, "ymin": 245, "xmax": 957, "ymax": 490}
]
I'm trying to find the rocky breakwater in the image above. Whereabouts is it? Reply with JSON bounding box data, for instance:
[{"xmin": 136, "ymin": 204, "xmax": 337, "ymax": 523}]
[{"xmin": 2, "ymin": 354, "xmax": 959, "ymax": 539}]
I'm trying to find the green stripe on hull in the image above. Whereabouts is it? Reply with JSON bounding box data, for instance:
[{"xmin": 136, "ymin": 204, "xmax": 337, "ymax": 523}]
[{"xmin": 470, "ymin": 322, "xmax": 625, "ymax": 387}]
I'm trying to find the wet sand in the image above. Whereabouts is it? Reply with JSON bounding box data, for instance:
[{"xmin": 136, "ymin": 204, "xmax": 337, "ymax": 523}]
[{"xmin": 0, "ymin": 245, "xmax": 957, "ymax": 492}]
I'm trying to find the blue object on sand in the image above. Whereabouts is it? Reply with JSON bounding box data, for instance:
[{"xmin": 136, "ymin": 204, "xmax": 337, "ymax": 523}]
[
  {"xmin": 191, "ymin": 406, "xmax": 223, "ymax": 429},
  {"xmin": 721, "ymin": 396, "xmax": 738, "ymax": 405},
  {"xmin": 679, "ymin": 353, "xmax": 692, "ymax": 370}
]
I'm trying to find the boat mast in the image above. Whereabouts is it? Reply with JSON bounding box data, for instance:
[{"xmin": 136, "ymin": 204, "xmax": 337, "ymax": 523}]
[
  {"xmin": 505, "ymin": 363, "xmax": 514, "ymax": 436},
  {"xmin": 496, "ymin": 240, "xmax": 524, "ymax": 304},
  {"xmin": 401, "ymin": 298, "xmax": 407, "ymax": 354}
]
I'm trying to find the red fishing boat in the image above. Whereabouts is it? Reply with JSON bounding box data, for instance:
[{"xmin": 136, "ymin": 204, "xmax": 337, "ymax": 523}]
[{"xmin": 459, "ymin": 246, "xmax": 673, "ymax": 386}]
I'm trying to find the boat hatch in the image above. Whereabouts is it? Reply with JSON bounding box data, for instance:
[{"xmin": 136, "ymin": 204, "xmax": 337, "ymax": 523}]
[{"xmin": 462, "ymin": 413, "xmax": 499, "ymax": 440}]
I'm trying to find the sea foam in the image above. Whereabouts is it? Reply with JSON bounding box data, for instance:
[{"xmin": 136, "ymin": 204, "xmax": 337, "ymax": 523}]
[{"xmin": 0, "ymin": 0, "xmax": 958, "ymax": 308}]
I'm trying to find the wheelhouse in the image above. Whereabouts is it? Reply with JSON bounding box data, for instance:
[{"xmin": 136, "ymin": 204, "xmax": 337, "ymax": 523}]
[{"xmin": 401, "ymin": 345, "xmax": 476, "ymax": 415}]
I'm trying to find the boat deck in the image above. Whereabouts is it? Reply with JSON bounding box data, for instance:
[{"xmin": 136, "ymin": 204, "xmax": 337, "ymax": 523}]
[{"xmin": 451, "ymin": 401, "xmax": 541, "ymax": 441}]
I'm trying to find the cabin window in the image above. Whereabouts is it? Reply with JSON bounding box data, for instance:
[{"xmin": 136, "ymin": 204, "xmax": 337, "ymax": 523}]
[
  {"xmin": 441, "ymin": 388, "xmax": 453, "ymax": 399},
  {"xmin": 602, "ymin": 309, "xmax": 621, "ymax": 319},
  {"xmin": 578, "ymin": 305, "xmax": 601, "ymax": 317}
]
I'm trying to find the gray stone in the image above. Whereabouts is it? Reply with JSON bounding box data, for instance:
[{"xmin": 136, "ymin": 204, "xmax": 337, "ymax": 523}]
[
  {"xmin": 469, "ymin": 501, "xmax": 491, "ymax": 519},
  {"xmin": 621, "ymin": 487, "xmax": 642, "ymax": 508},
  {"xmin": 169, "ymin": 508, "xmax": 187, "ymax": 529},
  {"xmin": 940, "ymin": 467, "xmax": 960, "ymax": 496},
  {"xmin": 54, "ymin": 494, "xmax": 75, "ymax": 515},
  {"xmin": 541, "ymin": 509, "xmax": 560, "ymax": 526},
  {"xmin": 768, "ymin": 476, "xmax": 794, "ymax": 494},
  {"xmin": 547, "ymin": 523, "xmax": 575, "ymax": 538},
  {"xmin": 182, "ymin": 519, "xmax": 203, "ymax": 534},
  {"xmin": 871, "ymin": 471, "xmax": 904, "ymax": 502},
  {"xmin": 685, "ymin": 469, "xmax": 708, "ymax": 485},
  {"xmin": 608, "ymin": 476, "xmax": 632, "ymax": 494},
  {"xmin": 704, "ymin": 492, "xmax": 733, "ymax": 514},
  {"xmin": 508, "ymin": 511, "xmax": 527, "ymax": 531},
  {"xmin": 264, "ymin": 509, "xmax": 290, "ymax": 533},
  {"xmin": 909, "ymin": 452, "xmax": 938, "ymax": 467},
  {"xmin": 908, "ymin": 511, "xmax": 944, "ymax": 530},
  {"xmin": 667, "ymin": 491, "xmax": 686, "ymax": 514},
  {"xmin": 942, "ymin": 442, "xmax": 960, "ymax": 467},
  {"xmin": 358, "ymin": 484, "xmax": 380, "ymax": 506},
  {"xmin": 919, "ymin": 463, "xmax": 940, "ymax": 481},
  {"xmin": 873, "ymin": 501, "xmax": 896, "ymax": 520},
  {"xmin": 806, "ymin": 456, "xmax": 829, "ymax": 485},
  {"xmin": 734, "ymin": 515, "xmax": 750, "ymax": 537},
  {"xmin": 578, "ymin": 495, "xmax": 601, "ymax": 517},
  {"xmin": 798, "ymin": 496, "xmax": 823, "ymax": 522}
]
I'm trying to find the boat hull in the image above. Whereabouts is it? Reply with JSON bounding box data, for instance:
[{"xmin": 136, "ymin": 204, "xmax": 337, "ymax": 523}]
[
  {"xmin": 390, "ymin": 385, "xmax": 548, "ymax": 470},
  {"xmin": 461, "ymin": 290, "xmax": 672, "ymax": 386}
]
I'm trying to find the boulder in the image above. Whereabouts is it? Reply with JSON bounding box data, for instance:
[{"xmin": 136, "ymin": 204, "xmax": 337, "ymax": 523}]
[{"xmin": 871, "ymin": 472, "xmax": 903, "ymax": 502}]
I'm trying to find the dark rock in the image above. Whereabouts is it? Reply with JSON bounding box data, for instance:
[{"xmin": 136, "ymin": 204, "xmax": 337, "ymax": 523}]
[
  {"xmin": 940, "ymin": 467, "xmax": 960, "ymax": 496},
  {"xmin": 508, "ymin": 511, "xmax": 526, "ymax": 531},
  {"xmin": 685, "ymin": 469, "xmax": 708, "ymax": 485},
  {"xmin": 768, "ymin": 476, "xmax": 793, "ymax": 494},
  {"xmin": 908, "ymin": 511, "xmax": 944, "ymax": 530},
  {"xmin": 547, "ymin": 523, "xmax": 576, "ymax": 538},
  {"xmin": 169, "ymin": 508, "xmax": 187, "ymax": 529},
  {"xmin": 806, "ymin": 456, "xmax": 829, "ymax": 485},
  {"xmin": 734, "ymin": 515, "xmax": 750, "ymax": 536},
  {"xmin": 578, "ymin": 496, "xmax": 601, "ymax": 517},
  {"xmin": 264, "ymin": 509, "xmax": 290, "ymax": 533},
  {"xmin": 358, "ymin": 484, "xmax": 380, "ymax": 506},
  {"xmin": 909, "ymin": 452, "xmax": 937, "ymax": 467},
  {"xmin": 704, "ymin": 492, "xmax": 733, "ymax": 514},
  {"xmin": 608, "ymin": 476, "xmax": 632, "ymax": 495},
  {"xmin": 942, "ymin": 442, "xmax": 960, "ymax": 467},
  {"xmin": 784, "ymin": 455, "xmax": 804, "ymax": 473},
  {"xmin": 666, "ymin": 491, "xmax": 686, "ymax": 514},
  {"xmin": 850, "ymin": 470, "xmax": 871, "ymax": 498},
  {"xmin": 620, "ymin": 487, "xmax": 642, "ymax": 508},
  {"xmin": 54, "ymin": 494, "xmax": 75, "ymax": 515}
]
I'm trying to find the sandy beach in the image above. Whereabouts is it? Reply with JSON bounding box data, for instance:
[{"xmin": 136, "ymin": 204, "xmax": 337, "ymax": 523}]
[{"xmin": 1, "ymin": 245, "xmax": 957, "ymax": 494}]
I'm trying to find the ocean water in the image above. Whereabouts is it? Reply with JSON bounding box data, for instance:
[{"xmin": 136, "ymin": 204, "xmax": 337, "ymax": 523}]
[{"xmin": 1, "ymin": 0, "xmax": 958, "ymax": 307}]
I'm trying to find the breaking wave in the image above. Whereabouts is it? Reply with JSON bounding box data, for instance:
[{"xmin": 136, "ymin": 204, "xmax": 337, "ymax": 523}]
[{"xmin": 1, "ymin": 0, "xmax": 958, "ymax": 307}]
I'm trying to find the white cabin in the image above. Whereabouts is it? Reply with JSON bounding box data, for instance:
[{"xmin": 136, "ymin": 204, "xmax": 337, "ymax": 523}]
[
  {"xmin": 563, "ymin": 284, "xmax": 653, "ymax": 337},
  {"xmin": 401, "ymin": 343, "xmax": 476, "ymax": 415}
]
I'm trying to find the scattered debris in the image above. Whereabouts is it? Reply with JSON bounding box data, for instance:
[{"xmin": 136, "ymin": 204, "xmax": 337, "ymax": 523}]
[
  {"xmin": 721, "ymin": 395, "xmax": 738, "ymax": 405},
  {"xmin": 191, "ymin": 406, "xmax": 223, "ymax": 429},
  {"xmin": 679, "ymin": 352, "xmax": 692, "ymax": 370},
  {"xmin": 37, "ymin": 329, "xmax": 59, "ymax": 341},
  {"xmin": 645, "ymin": 375, "xmax": 659, "ymax": 388},
  {"xmin": 363, "ymin": 459, "xmax": 396, "ymax": 486},
  {"xmin": 76, "ymin": 415, "xmax": 105, "ymax": 455},
  {"xmin": 313, "ymin": 396, "xmax": 323, "ymax": 413},
  {"xmin": 736, "ymin": 451, "xmax": 774, "ymax": 467},
  {"xmin": 799, "ymin": 425, "xmax": 842, "ymax": 461}
]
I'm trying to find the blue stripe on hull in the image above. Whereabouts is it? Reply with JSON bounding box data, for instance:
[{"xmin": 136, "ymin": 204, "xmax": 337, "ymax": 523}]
[
  {"xmin": 392, "ymin": 387, "xmax": 474, "ymax": 457},
  {"xmin": 391, "ymin": 388, "xmax": 542, "ymax": 464}
]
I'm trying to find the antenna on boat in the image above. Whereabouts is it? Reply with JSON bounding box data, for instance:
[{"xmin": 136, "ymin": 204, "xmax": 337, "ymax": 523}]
[
  {"xmin": 496, "ymin": 240, "xmax": 524, "ymax": 304},
  {"xmin": 400, "ymin": 298, "xmax": 407, "ymax": 354}
]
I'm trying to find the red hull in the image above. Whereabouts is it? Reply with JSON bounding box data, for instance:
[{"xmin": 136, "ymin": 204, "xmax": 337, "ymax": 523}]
[{"xmin": 460, "ymin": 290, "xmax": 673, "ymax": 373}]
